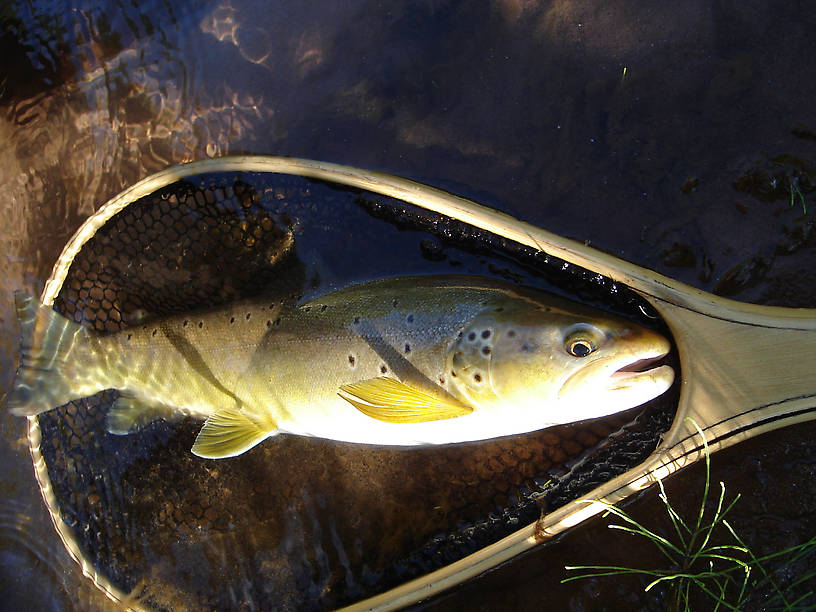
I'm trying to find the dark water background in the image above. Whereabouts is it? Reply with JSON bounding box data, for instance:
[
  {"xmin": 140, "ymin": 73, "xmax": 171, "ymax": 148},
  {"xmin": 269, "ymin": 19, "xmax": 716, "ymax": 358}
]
[{"xmin": 2, "ymin": 1, "xmax": 816, "ymax": 609}]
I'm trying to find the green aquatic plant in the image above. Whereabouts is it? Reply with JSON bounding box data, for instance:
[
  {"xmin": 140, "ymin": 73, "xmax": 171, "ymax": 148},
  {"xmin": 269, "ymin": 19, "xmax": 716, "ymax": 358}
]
[
  {"xmin": 562, "ymin": 419, "xmax": 816, "ymax": 611},
  {"xmin": 789, "ymin": 179, "xmax": 807, "ymax": 214},
  {"xmin": 733, "ymin": 153, "xmax": 814, "ymax": 216}
]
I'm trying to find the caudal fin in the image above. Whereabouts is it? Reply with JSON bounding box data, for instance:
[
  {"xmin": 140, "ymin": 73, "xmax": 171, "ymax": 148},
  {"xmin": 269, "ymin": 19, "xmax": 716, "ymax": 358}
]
[{"xmin": 7, "ymin": 292, "xmax": 93, "ymax": 416}]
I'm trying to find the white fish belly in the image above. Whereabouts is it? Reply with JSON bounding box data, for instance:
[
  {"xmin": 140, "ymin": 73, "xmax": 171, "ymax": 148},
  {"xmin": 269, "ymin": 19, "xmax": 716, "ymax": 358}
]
[{"xmin": 278, "ymin": 394, "xmax": 542, "ymax": 445}]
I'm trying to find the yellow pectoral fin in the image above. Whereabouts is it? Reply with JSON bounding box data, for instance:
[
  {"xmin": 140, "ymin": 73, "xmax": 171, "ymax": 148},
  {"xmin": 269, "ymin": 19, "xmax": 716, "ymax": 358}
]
[
  {"xmin": 338, "ymin": 377, "xmax": 473, "ymax": 423},
  {"xmin": 191, "ymin": 406, "xmax": 278, "ymax": 459}
]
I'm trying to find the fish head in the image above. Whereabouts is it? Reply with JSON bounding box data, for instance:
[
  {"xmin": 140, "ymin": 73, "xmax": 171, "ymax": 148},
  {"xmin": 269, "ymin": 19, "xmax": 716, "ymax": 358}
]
[{"xmin": 446, "ymin": 297, "xmax": 675, "ymax": 426}]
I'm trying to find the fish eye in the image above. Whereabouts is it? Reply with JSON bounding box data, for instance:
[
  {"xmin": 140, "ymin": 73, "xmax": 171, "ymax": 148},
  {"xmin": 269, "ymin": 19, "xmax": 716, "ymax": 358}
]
[
  {"xmin": 566, "ymin": 338, "xmax": 595, "ymax": 358},
  {"xmin": 563, "ymin": 323, "xmax": 603, "ymax": 358}
]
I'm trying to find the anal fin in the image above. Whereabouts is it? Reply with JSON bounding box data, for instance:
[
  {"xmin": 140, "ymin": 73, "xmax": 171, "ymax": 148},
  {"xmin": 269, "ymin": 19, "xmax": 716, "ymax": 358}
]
[
  {"xmin": 106, "ymin": 393, "xmax": 178, "ymax": 435},
  {"xmin": 338, "ymin": 377, "xmax": 473, "ymax": 423}
]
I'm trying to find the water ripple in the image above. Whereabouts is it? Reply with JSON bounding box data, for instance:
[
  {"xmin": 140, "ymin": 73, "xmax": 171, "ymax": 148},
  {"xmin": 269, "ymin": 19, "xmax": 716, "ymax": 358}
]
[{"xmin": 0, "ymin": 498, "xmax": 77, "ymax": 610}]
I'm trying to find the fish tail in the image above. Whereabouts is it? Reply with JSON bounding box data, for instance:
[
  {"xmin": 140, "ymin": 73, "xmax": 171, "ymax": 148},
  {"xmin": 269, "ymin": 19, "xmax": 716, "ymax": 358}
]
[{"xmin": 7, "ymin": 292, "xmax": 95, "ymax": 416}]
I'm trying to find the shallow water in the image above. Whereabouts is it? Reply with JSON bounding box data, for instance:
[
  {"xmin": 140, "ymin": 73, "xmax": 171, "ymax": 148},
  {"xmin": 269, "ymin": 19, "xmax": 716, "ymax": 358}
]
[{"xmin": 2, "ymin": 1, "xmax": 816, "ymax": 609}]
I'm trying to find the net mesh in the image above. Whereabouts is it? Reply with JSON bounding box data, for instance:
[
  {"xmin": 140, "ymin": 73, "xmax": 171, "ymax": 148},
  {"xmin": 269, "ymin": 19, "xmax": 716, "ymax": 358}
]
[{"xmin": 35, "ymin": 171, "xmax": 678, "ymax": 610}]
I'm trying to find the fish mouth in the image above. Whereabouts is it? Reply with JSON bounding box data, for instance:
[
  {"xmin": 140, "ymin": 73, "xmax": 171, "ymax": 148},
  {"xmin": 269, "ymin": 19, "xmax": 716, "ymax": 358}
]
[
  {"xmin": 608, "ymin": 354, "xmax": 674, "ymax": 391},
  {"xmin": 558, "ymin": 336, "xmax": 675, "ymax": 406}
]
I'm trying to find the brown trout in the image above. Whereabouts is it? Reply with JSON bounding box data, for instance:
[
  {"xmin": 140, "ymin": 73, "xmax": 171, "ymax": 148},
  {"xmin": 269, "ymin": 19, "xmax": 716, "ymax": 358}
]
[{"xmin": 8, "ymin": 276, "xmax": 674, "ymax": 458}]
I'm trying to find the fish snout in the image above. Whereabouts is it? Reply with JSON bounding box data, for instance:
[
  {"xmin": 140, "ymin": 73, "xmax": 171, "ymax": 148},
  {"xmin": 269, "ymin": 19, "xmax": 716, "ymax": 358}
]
[{"xmin": 558, "ymin": 338, "xmax": 675, "ymax": 412}]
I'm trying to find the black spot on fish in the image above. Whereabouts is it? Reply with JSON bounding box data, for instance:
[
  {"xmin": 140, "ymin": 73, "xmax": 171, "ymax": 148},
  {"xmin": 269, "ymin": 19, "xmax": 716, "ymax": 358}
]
[
  {"xmin": 406, "ymin": 314, "xmax": 414, "ymax": 323},
  {"xmin": 183, "ymin": 320, "xmax": 189, "ymax": 327},
  {"xmin": 473, "ymin": 373, "xmax": 482, "ymax": 383},
  {"xmin": 404, "ymin": 343, "xmax": 411, "ymax": 353},
  {"xmin": 198, "ymin": 321, "xmax": 203, "ymax": 329},
  {"xmin": 246, "ymin": 312, "xmax": 251, "ymax": 320},
  {"xmin": 392, "ymin": 298, "xmax": 399, "ymax": 308},
  {"xmin": 481, "ymin": 330, "xmax": 491, "ymax": 339},
  {"xmin": 266, "ymin": 320, "xmax": 272, "ymax": 328},
  {"xmin": 320, "ymin": 304, "xmax": 328, "ymax": 312},
  {"xmin": 439, "ymin": 375, "xmax": 446, "ymax": 385},
  {"xmin": 450, "ymin": 370, "xmax": 457, "ymax": 377},
  {"xmin": 380, "ymin": 364, "xmax": 388, "ymax": 374},
  {"xmin": 348, "ymin": 355, "xmax": 356, "ymax": 367},
  {"xmin": 152, "ymin": 329, "xmax": 158, "ymax": 337},
  {"xmin": 507, "ymin": 329, "xmax": 516, "ymax": 338},
  {"xmin": 230, "ymin": 317, "xmax": 235, "ymax": 324},
  {"xmin": 303, "ymin": 306, "xmax": 311, "ymax": 312},
  {"xmin": 273, "ymin": 317, "xmax": 281, "ymax": 326},
  {"xmin": 521, "ymin": 341, "xmax": 538, "ymax": 353},
  {"xmin": 467, "ymin": 332, "xmax": 477, "ymax": 341},
  {"xmin": 482, "ymin": 346, "xmax": 491, "ymax": 356},
  {"xmin": 127, "ymin": 333, "xmax": 132, "ymax": 341},
  {"xmin": 354, "ymin": 316, "xmax": 360, "ymax": 325}
]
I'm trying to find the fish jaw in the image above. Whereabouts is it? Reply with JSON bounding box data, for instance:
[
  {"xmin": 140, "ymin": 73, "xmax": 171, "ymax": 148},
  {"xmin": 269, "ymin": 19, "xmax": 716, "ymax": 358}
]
[
  {"xmin": 605, "ymin": 362, "xmax": 675, "ymax": 409},
  {"xmin": 557, "ymin": 339, "xmax": 675, "ymax": 418}
]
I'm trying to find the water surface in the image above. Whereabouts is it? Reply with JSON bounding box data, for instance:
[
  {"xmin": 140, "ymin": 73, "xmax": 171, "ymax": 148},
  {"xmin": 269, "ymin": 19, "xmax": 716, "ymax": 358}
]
[{"xmin": 2, "ymin": 1, "xmax": 816, "ymax": 609}]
